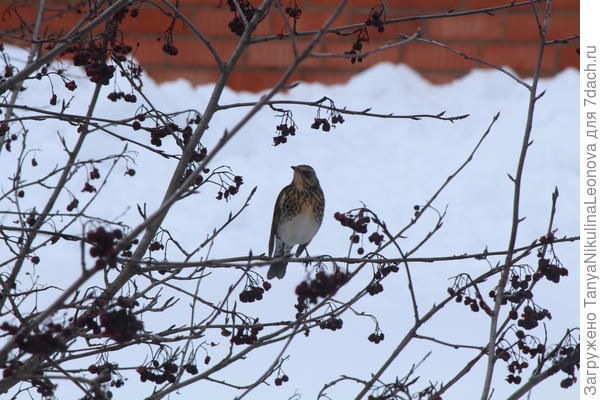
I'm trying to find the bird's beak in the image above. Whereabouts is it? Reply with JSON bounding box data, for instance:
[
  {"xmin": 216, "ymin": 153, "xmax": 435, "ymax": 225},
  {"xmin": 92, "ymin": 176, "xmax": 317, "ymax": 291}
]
[{"xmin": 291, "ymin": 166, "xmax": 298, "ymax": 172}]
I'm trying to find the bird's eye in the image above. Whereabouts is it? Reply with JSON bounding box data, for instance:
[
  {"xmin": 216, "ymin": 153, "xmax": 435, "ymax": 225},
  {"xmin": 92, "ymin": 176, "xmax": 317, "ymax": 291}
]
[{"xmin": 302, "ymin": 170, "xmax": 312, "ymax": 177}]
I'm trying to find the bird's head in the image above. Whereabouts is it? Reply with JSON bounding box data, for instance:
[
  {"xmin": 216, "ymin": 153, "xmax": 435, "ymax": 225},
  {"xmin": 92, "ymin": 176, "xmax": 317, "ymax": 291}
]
[{"xmin": 292, "ymin": 165, "xmax": 320, "ymax": 188}]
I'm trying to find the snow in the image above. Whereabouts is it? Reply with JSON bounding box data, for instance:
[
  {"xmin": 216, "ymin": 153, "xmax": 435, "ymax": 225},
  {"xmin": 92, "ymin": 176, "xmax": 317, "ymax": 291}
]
[{"xmin": 0, "ymin": 44, "xmax": 578, "ymax": 400}]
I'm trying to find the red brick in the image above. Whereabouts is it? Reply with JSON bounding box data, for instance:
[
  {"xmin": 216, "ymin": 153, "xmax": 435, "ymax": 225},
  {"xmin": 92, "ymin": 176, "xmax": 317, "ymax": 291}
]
[
  {"xmin": 227, "ymin": 70, "xmax": 302, "ymax": 91},
  {"xmin": 463, "ymin": 0, "xmax": 513, "ymax": 8},
  {"xmin": 147, "ymin": 67, "xmax": 219, "ymax": 85},
  {"xmin": 121, "ymin": 8, "xmax": 185, "ymax": 35},
  {"xmin": 178, "ymin": 0, "xmax": 220, "ymax": 5},
  {"xmin": 387, "ymin": 0, "xmax": 459, "ymax": 10},
  {"xmin": 1, "ymin": 5, "xmax": 36, "ymax": 32},
  {"xmin": 169, "ymin": 38, "xmax": 238, "ymax": 66},
  {"xmin": 322, "ymin": 39, "xmax": 400, "ymax": 68},
  {"xmin": 558, "ymin": 44, "xmax": 579, "ymax": 69},
  {"xmin": 246, "ymin": 39, "xmax": 322, "ymax": 67},
  {"xmin": 547, "ymin": 14, "xmax": 579, "ymax": 39},
  {"xmin": 553, "ymin": 0, "xmax": 580, "ymax": 10},
  {"xmin": 194, "ymin": 5, "xmax": 272, "ymax": 37},
  {"xmin": 306, "ymin": 0, "xmax": 384, "ymax": 9},
  {"xmin": 293, "ymin": 10, "xmax": 342, "ymax": 32},
  {"xmin": 301, "ymin": 70, "xmax": 355, "ymax": 85},
  {"xmin": 505, "ymin": 13, "xmax": 539, "ymax": 40},
  {"xmin": 195, "ymin": 7, "xmax": 237, "ymax": 36},
  {"xmin": 481, "ymin": 44, "xmax": 558, "ymax": 73},
  {"xmin": 428, "ymin": 14, "xmax": 504, "ymax": 40},
  {"xmin": 245, "ymin": 40, "xmax": 293, "ymax": 67},
  {"xmin": 177, "ymin": 0, "xmax": 218, "ymax": 5},
  {"xmin": 420, "ymin": 71, "xmax": 462, "ymax": 84},
  {"xmin": 320, "ymin": 40, "xmax": 355, "ymax": 69},
  {"xmin": 42, "ymin": 10, "xmax": 85, "ymax": 35},
  {"xmin": 402, "ymin": 42, "xmax": 478, "ymax": 71},
  {"xmin": 346, "ymin": 11, "xmax": 426, "ymax": 37},
  {"xmin": 506, "ymin": 12, "xmax": 578, "ymax": 40},
  {"xmin": 131, "ymin": 39, "xmax": 168, "ymax": 66}
]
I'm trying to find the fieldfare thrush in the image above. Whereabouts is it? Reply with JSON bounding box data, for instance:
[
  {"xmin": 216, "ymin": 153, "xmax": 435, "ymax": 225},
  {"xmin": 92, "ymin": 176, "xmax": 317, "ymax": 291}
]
[{"xmin": 268, "ymin": 165, "xmax": 325, "ymax": 279}]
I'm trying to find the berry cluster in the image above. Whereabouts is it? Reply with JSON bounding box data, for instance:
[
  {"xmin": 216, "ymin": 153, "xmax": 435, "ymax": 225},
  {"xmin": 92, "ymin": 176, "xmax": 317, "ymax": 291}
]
[
  {"xmin": 65, "ymin": 41, "xmax": 118, "ymax": 85},
  {"xmin": 558, "ymin": 344, "xmax": 579, "ymax": 388},
  {"xmin": 506, "ymin": 359, "xmax": 529, "ymax": 384},
  {"xmin": 285, "ymin": 1, "xmax": 302, "ymax": 19},
  {"xmin": 367, "ymin": 262, "xmax": 400, "ymax": 296},
  {"xmin": 26, "ymin": 211, "xmax": 36, "ymax": 226},
  {"xmin": 82, "ymin": 182, "xmax": 97, "ymax": 193},
  {"xmin": 448, "ymin": 287, "xmax": 493, "ymax": 315},
  {"xmin": 107, "ymin": 91, "xmax": 137, "ymax": 103},
  {"xmin": 272, "ymin": 110, "xmax": 298, "ymax": 145},
  {"xmin": 231, "ymin": 325, "xmax": 263, "ymax": 345},
  {"xmin": 149, "ymin": 241, "xmax": 164, "ymax": 252},
  {"xmin": 112, "ymin": 6, "xmax": 136, "ymax": 23},
  {"xmin": 367, "ymin": 282, "xmax": 383, "ymax": 295},
  {"xmin": 33, "ymin": 66, "xmax": 48, "ymax": 81},
  {"xmin": 87, "ymin": 227, "xmax": 122, "ymax": 269},
  {"xmin": 539, "ymin": 232, "xmax": 555, "ymax": 245},
  {"xmin": 274, "ymin": 374, "xmax": 289, "ymax": 386},
  {"xmin": 4, "ymin": 63, "xmax": 13, "ymax": 78},
  {"xmin": 535, "ymin": 256, "xmax": 568, "ymax": 284},
  {"xmin": 162, "ymin": 42, "xmax": 178, "ymax": 56},
  {"xmin": 137, "ymin": 361, "xmax": 179, "ymax": 384},
  {"xmin": 0, "ymin": 123, "xmax": 8, "ymax": 136},
  {"xmin": 503, "ymin": 290, "xmax": 533, "ymax": 309},
  {"xmin": 119, "ymin": 237, "xmax": 138, "ymax": 258},
  {"xmin": 368, "ymin": 232, "xmax": 384, "ymax": 245},
  {"xmin": 148, "ymin": 123, "xmax": 180, "ymax": 147},
  {"xmin": 345, "ymin": 28, "xmax": 368, "ymax": 64},
  {"xmin": 1, "ymin": 359, "xmax": 22, "ymax": 379},
  {"xmin": 222, "ymin": 0, "xmax": 256, "ymax": 36},
  {"xmin": 368, "ymin": 331, "xmax": 384, "ymax": 344},
  {"xmin": 79, "ymin": 315, "xmax": 101, "ymax": 335},
  {"xmin": 216, "ymin": 175, "xmax": 244, "ymax": 201},
  {"xmin": 496, "ymin": 330, "xmax": 546, "ymax": 385},
  {"xmin": 90, "ymin": 168, "xmax": 100, "ymax": 180},
  {"xmin": 239, "ymin": 282, "xmax": 269, "ymax": 303},
  {"xmin": 515, "ymin": 330, "xmax": 545, "ymax": 359},
  {"xmin": 319, "ymin": 317, "xmax": 343, "ymax": 331},
  {"xmin": 184, "ymin": 363, "xmax": 199, "ymax": 375},
  {"xmin": 311, "ymin": 112, "xmax": 345, "ymax": 131},
  {"xmin": 31, "ymin": 375, "xmax": 56, "ymax": 397},
  {"xmin": 87, "ymin": 362, "xmax": 115, "ymax": 384},
  {"xmin": 310, "ymin": 118, "xmax": 331, "ymax": 132},
  {"xmin": 117, "ymin": 295, "xmax": 139, "ymax": 309},
  {"xmin": 131, "ymin": 112, "xmax": 147, "ymax": 131},
  {"xmin": 64, "ymin": 80, "xmax": 77, "ymax": 91},
  {"xmin": 510, "ymin": 272, "xmax": 532, "ymax": 291},
  {"xmin": 100, "ymin": 308, "xmax": 143, "ymax": 343},
  {"xmin": 365, "ymin": 3, "xmax": 385, "ymax": 33},
  {"xmin": 1, "ymin": 322, "xmax": 67, "ymax": 355},
  {"xmin": 273, "ymin": 123, "xmax": 297, "ymax": 145},
  {"xmin": 294, "ymin": 269, "xmax": 350, "ymax": 317},
  {"xmin": 515, "ymin": 305, "xmax": 551, "ymax": 330},
  {"xmin": 334, "ymin": 210, "xmax": 369, "ymax": 234}
]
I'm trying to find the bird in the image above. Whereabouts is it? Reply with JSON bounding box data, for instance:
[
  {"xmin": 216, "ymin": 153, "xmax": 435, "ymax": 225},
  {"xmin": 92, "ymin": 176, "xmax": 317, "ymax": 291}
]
[{"xmin": 268, "ymin": 165, "xmax": 325, "ymax": 279}]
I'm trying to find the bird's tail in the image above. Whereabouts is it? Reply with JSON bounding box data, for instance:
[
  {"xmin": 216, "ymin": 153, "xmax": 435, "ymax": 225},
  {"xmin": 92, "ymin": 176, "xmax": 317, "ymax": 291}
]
[{"xmin": 268, "ymin": 241, "xmax": 292, "ymax": 280}]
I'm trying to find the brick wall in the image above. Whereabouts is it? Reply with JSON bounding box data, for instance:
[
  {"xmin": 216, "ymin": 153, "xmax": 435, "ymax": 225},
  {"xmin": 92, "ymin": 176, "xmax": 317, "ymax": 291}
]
[{"xmin": 1, "ymin": 0, "xmax": 579, "ymax": 91}]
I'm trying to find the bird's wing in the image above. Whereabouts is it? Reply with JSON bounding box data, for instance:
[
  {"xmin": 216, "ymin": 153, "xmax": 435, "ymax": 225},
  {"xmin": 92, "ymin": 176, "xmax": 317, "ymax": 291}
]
[{"xmin": 269, "ymin": 186, "xmax": 287, "ymax": 257}]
